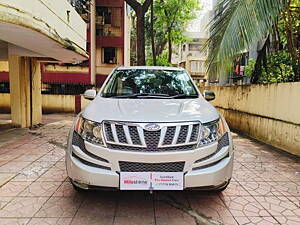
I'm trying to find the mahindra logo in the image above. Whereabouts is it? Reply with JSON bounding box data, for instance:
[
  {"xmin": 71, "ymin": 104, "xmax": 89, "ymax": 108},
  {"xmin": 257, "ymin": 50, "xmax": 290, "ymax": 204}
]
[{"xmin": 144, "ymin": 123, "xmax": 161, "ymax": 131}]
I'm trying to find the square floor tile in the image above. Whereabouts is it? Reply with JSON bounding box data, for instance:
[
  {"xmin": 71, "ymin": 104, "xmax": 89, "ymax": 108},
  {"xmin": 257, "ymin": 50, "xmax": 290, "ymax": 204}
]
[
  {"xmin": 0, "ymin": 197, "xmax": 48, "ymax": 217},
  {"xmin": 35, "ymin": 196, "xmax": 82, "ymax": 218}
]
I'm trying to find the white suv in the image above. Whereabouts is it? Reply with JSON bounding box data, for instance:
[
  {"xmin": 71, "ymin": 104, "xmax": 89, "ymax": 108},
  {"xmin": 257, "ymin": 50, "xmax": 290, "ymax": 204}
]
[{"xmin": 66, "ymin": 66, "xmax": 234, "ymax": 191}]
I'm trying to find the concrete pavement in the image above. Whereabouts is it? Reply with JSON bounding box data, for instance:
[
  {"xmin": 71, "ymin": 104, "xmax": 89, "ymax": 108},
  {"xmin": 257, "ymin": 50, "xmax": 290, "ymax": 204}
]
[{"xmin": 0, "ymin": 114, "xmax": 299, "ymax": 225}]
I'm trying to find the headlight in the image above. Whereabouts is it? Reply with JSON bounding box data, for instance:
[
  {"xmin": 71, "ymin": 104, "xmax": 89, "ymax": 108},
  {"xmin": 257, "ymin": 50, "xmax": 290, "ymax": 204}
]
[
  {"xmin": 198, "ymin": 118, "xmax": 226, "ymax": 146},
  {"xmin": 74, "ymin": 116, "xmax": 104, "ymax": 145}
]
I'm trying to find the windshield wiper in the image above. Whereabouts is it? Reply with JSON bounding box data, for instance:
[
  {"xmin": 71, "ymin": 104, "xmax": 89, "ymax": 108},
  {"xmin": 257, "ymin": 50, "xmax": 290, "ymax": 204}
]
[
  {"xmin": 171, "ymin": 94, "xmax": 199, "ymax": 99},
  {"xmin": 113, "ymin": 93, "xmax": 171, "ymax": 99}
]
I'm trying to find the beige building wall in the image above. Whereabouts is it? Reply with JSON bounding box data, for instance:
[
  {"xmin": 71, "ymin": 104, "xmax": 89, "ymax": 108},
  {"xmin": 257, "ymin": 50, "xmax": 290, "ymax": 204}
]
[
  {"xmin": 0, "ymin": 93, "xmax": 10, "ymax": 113},
  {"xmin": 42, "ymin": 95, "xmax": 75, "ymax": 113},
  {"xmin": 0, "ymin": 61, "xmax": 8, "ymax": 72},
  {"xmin": 1, "ymin": 94, "xmax": 93, "ymax": 114},
  {"xmin": 202, "ymin": 83, "xmax": 300, "ymax": 156},
  {"xmin": 44, "ymin": 64, "xmax": 89, "ymax": 73}
]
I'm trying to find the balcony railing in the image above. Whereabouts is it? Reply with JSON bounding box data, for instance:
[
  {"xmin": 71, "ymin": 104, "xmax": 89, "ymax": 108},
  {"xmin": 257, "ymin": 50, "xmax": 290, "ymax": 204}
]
[
  {"xmin": 96, "ymin": 36, "xmax": 124, "ymax": 47},
  {"xmin": 96, "ymin": 0, "xmax": 123, "ymax": 7}
]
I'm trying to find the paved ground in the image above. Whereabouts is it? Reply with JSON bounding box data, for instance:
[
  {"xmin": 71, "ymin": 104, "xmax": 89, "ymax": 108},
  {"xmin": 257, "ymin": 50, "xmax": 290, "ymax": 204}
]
[{"xmin": 0, "ymin": 114, "xmax": 299, "ymax": 225}]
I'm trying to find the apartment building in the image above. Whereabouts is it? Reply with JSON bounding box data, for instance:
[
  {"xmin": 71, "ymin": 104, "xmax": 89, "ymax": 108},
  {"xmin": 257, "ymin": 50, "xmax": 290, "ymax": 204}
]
[
  {"xmin": 178, "ymin": 36, "xmax": 208, "ymax": 84},
  {"xmin": 172, "ymin": 1, "xmax": 212, "ymax": 86},
  {"xmin": 42, "ymin": 0, "xmax": 131, "ymax": 87},
  {"xmin": 92, "ymin": 0, "xmax": 131, "ymax": 77}
]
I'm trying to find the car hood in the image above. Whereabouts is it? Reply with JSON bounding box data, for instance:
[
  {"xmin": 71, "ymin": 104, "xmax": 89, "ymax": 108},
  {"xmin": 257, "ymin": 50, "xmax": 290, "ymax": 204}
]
[{"xmin": 82, "ymin": 97, "xmax": 219, "ymax": 124}]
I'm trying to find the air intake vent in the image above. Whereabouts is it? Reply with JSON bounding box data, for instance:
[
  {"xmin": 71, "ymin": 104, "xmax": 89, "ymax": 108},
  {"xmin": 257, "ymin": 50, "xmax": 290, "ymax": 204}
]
[{"xmin": 119, "ymin": 161, "xmax": 185, "ymax": 172}]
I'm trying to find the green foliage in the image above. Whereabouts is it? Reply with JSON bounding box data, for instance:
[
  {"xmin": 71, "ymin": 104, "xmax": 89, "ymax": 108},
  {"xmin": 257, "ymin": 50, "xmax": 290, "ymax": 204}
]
[
  {"xmin": 145, "ymin": 0, "xmax": 200, "ymax": 63},
  {"xmin": 244, "ymin": 59, "xmax": 256, "ymax": 78},
  {"xmin": 146, "ymin": 52, "xmax": 172, "ymax": 66},
  {"xmin": 245, "ymin": 51, "xmax": 297, "ymax": 83},
  {"xmin": 204, "ymin": 0, "xmax": 289, "ymax": 77},
  {"xmin": 259, "ymin": 50, "xmax": 296, "ymax": 83}
]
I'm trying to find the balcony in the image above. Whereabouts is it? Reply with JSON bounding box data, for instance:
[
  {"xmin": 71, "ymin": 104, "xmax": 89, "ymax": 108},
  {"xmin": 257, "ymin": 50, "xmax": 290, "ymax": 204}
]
[
  {"xmin": 97, "ymin": 36, "xmax": 124, "ymax": 48},
  {"xmin": 88, "ymin": 11, "xmax": 124, "ymax": 47},
  {"xmin": 96, "ymin": 0, "xmax": 124, "ymax": 7},
  {"xmin": 0, "ymin": 0, "xmax": 87, "ymax": 62}
]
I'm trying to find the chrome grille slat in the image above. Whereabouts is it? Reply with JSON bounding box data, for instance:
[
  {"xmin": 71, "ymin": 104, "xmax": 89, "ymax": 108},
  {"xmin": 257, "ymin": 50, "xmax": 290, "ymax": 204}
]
[
  {"xmin": 110, "ymin": 124, "xmax": 119, "ymax": 144},
  {"xmin": 137, "ymin": 127, "xmax": 147, "ymax": 146},
  {"xmin": 158, "ymin": 127, "xmax": 167, "ymax": 147},
  {"xmin": 123, "ymin": 125, "xmax": 133, "ymax": 145},
  {"xmin": 103, "ymin": 121, "xmax": 200, "ymax": 152},
  {"xmin": 185, "ymin": 125, "xmax": 193, "ymax": 144},
  {"xmin": 172, "ymin": 126, "xmax": 181, "ymax": 145}
]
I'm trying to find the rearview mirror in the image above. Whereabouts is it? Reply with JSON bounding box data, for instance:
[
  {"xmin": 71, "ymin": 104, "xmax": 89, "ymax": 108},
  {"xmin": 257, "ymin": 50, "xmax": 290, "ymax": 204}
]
[
  {"xmin": 203, "ymin": 90, "xmax": 215, "ymax": 101},
  {"xmin": 83, "ymin": 89, "xmax": 97, "ymax": 100}
]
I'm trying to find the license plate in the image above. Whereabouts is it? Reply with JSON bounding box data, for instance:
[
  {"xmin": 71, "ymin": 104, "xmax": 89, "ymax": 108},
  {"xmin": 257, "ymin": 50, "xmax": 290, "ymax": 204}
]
[{"xmin": 120, "ymin": 172, "xmax": 184, "ymax": 190}]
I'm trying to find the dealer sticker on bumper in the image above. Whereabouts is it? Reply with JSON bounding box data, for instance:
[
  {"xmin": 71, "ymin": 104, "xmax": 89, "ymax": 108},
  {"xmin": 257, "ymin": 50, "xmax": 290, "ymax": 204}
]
[{"xmin": 120, "ymin": 172, "xmax": 183, "ymax": 190}]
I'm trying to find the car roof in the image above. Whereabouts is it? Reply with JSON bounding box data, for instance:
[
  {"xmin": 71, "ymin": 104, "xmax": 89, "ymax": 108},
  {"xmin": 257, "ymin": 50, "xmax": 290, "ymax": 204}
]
[{"xmin": 116, "ymin": 66, "xmax": 185, "ymax": 71}]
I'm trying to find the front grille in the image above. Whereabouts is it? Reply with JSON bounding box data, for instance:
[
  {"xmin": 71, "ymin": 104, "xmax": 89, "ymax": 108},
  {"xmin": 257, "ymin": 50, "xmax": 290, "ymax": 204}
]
[
  {"xmin": 190, "ymin": 124, "xmax": 200, "ymax": 142},
  {"xmin": 177, "ymin": 125, "xmax": 189, "ymax": 144},
  {"xmin": 116, "ymin": 125, "xmax": 127, "ymax": 143},
  {"xmin": 103, "ymin": 121, "xmax": 200, "ymax": 152},
  {"xmin": 163, "ymin": 126, "xmax": 176, "ymax": 145},
  {"xmin": 119, "ymin": 161, "xmax": 185, "ymax": 172},
  {"xmin": 144, "ymin": 130, "xmax": 160, "ymax": 150},
  {"xmin": 129, "ymin": 126, "xmax": 141, "ymax": 145},
  {"xmin": 104, "ymin": 123, "xmax": 114, "ymax": 142}
]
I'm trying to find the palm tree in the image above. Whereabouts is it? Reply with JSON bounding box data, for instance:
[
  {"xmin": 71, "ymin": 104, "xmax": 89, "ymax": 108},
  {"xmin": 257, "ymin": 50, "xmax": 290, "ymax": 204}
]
[{"xmin": 204, "ymin": 0, "xmax": 290, "ymax": 83}]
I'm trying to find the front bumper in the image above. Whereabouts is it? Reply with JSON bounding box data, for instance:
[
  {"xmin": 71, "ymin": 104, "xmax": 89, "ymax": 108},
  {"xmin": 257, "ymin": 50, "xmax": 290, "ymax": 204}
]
[{"xmin": 66, "ymin": 132, "xmax": 234, "ymax": 190}]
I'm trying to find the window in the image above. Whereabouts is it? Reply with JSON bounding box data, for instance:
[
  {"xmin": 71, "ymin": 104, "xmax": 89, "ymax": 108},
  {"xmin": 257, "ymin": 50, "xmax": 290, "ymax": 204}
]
[
  {"xmin": 189, "ymin": 44, "xmax": 201, "ymax": 51},
  {"xmin": 102, "ymin": 69, "xmax": 198, "ymax": 98},
  {"xmin": 191, "ymin": 61, "xmax": 205, "ymax": 73},
  {"xmin": 96, "ymin": 7, "xmax": 111, "ymax": 25},
  {"xmin": 96, "ymin": 7, "xmax": 121, "ymax": 27},
  {"xmin": 102, "ymin": 47, "xmax": 117, "ymax": 64}
]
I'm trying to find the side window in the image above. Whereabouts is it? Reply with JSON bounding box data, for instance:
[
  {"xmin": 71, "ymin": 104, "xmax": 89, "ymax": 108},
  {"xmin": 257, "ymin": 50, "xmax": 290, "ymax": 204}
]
[
  {"xmin": 102, "ymin": 47, "xmax": 117, "ymax": 64},
  {"xmin": 96, "ymin": 7, "xmax": 111, "ymax": 25}
]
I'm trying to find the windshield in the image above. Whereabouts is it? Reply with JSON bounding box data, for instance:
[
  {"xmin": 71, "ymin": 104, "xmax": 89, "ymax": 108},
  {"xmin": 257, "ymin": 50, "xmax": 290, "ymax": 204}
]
[{"xmin": 101, "ymin": 69, "xmax": 198, "ymax": 98}]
